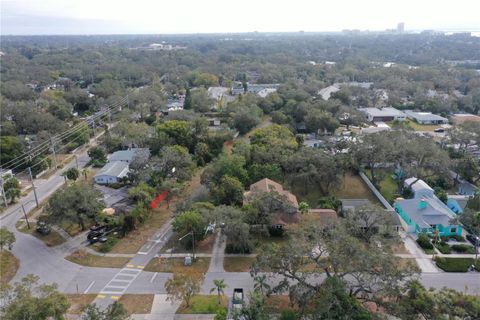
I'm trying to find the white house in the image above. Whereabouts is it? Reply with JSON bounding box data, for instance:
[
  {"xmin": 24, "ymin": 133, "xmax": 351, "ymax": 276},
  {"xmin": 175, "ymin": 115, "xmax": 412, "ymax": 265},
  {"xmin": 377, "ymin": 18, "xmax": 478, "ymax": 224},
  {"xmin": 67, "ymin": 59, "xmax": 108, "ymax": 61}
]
[
  {"xmin": 94, "ymin": 161, "xmax": 129, "ymax": 185},
  {"xmin": 404, "ymin": 110, "xmax": 448, "ymax": 125},
  {"xmin": 360, "ymin": 107, "xmax": 406, "ymax": 122}
]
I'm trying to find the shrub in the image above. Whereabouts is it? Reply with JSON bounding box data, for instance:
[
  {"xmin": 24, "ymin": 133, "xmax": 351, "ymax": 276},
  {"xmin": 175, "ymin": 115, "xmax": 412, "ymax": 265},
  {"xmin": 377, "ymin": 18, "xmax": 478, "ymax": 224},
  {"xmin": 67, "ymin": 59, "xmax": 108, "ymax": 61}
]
[
  {"xmin": 416, "ymin": 233, "xmax": 433, "ymax": 249},
  {"xmin": 99, "ymin": 237, "xmax": 119, "ymax": 253},
  {"xmin": 435, "ymin": 257, "xmax": 480, "ymax": 272},
  {"xmin": 451, "ymin": 244, "xmax": 476, "ymax": 254},
  {"xmin": 280, "ymin": 310, "xmax": 298, "ymax": 320},
  {"xmin": 435, "ymin": 242, "xmax": 451, "ymax": 254}
]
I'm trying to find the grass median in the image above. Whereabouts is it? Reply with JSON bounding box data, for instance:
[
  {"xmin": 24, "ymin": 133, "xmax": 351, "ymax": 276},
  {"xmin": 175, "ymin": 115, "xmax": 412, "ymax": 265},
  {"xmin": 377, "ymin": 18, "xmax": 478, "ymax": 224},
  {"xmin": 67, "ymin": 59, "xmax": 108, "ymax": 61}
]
[{"xmin": 65, "ymin": 249, "xmax": 130, "ymax": 268}]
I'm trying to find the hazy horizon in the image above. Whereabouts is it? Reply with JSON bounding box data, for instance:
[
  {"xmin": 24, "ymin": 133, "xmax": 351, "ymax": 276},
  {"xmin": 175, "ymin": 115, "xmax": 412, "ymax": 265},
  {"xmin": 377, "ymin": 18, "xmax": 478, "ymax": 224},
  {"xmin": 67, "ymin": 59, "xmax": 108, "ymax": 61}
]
[{"xmin": 2, "ymin": 0, "xmax": 480, "ymax": 36}]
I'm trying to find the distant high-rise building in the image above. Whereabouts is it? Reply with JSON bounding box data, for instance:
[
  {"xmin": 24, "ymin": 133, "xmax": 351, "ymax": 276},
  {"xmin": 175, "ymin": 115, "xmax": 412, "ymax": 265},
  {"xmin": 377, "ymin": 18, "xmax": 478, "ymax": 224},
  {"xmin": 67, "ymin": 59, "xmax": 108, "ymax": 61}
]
[{"xmin": 397, "ymin": 22, "xmax": 405, "ymax": 33}]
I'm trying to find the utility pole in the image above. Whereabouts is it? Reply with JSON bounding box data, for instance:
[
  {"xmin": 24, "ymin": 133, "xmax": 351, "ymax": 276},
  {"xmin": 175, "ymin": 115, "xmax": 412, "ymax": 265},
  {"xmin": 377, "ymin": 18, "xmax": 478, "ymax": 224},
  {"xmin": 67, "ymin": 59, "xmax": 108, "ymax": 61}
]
[
  {"xmin": 74, "ymin": 155, "xmax": 79, "ymax": 169},
  {"xmin": 49, "ymin": 135, "xmax": 58, "ymax": 169},
  {"xmin": 28, "ymin": 167, "xmax": 39, "ymax": 207},
  {"xmin": 21, "ymin": 203, "xmax": 30, "ymax": 229}
]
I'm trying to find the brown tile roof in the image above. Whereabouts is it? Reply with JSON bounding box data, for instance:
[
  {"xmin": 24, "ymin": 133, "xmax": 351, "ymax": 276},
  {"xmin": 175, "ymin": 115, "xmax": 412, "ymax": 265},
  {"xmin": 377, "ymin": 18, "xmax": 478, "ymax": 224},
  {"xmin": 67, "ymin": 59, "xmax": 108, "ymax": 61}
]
[
  {"xmin": 246, "ymin": 178, "xmax": 299, "ymax": 209},
  {"xmin": 308, "ymin": 209, "xmax": 338, "ymax": 225}
]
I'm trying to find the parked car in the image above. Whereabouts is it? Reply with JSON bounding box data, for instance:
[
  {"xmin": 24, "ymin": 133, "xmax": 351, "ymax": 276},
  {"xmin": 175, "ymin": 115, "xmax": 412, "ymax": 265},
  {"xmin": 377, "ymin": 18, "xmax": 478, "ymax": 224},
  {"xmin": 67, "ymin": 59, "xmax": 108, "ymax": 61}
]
[
  {"xmin": 433, "ymin": 128, "xmax": 445, "ymax": 133},
  {"xmin": 36, "ymin": 221, "xmax": 51, "ymax": 235},
  {"xmin": 232, "ymin": 288, "xmax": 244, "ymax": 310},
  {"xmin": 466, "ymin": 234, "xmax": 480, "ymax": 246},
  {"xmin": 90, "ymin": 224, "xmax": 107, "ymax": 232},
  {"xmin": 87, "ymin": 233, "xmax": 108, "ymax": 244}
]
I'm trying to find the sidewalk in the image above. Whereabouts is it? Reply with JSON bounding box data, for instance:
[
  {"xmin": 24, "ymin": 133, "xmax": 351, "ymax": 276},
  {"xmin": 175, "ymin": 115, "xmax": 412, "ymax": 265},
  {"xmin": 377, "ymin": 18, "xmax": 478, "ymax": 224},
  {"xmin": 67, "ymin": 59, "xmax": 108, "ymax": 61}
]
[{"xmin": 402, "ymin": 233, "xmax": 439, "ymax": 273}]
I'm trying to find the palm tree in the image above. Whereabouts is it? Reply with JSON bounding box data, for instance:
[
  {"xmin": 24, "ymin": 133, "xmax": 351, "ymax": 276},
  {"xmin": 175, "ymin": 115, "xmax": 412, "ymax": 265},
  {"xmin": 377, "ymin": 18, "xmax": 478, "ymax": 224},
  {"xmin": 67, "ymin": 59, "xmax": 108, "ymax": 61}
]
[
  {"xmin": 253, "ymin": 274, "xmax": 270, "ymax": 296},
  {"xmin": 210, "ymin": 279, "xmax": 227, "ymax": 304}
]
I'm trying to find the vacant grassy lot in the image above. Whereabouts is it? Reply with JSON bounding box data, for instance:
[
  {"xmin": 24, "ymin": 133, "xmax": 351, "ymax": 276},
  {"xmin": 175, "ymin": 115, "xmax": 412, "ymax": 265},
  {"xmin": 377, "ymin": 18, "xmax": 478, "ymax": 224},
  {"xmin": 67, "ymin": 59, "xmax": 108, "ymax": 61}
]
[
  {"xmin": 160, "ymin": 233, "xmax": 215, "ymax": 254},
  {"xmin": 223, "ymin": 256, "xmax": 256, "ymax": 272},
  {"xmin": 0, "ymin": 250, "xmax": 19, "ymax": 286},
  {"xmin": 17, "ymin": 222, "xmax": 66, "ymax": 247},
  {"xmin": 176, "ymin": 295, "xmax": 228, "ymax": 314},
  {"xmin": 65, "ymin": 250, "xmax": 130, "ymax": 268},
  {"xmin": 365, "ymin": 170, "xmax": 399, "ymax": 204},
  {"xmin": 66, "ymin": 294, "xmax": 96, "ymax": 314},
  {"xmin": 335, "ymin": 172, "xmax": 379, "ymax": 203},
  {"xmin": 109, "ymin": 207, "xmax": 171, "ymax": 254},
  {"xmin": 144, "ymin": 257, "xmax": 210, "ymax": 273},
  {"xmin": 119, "ymin": 294, "xmax": 154, "ymax": 314}
]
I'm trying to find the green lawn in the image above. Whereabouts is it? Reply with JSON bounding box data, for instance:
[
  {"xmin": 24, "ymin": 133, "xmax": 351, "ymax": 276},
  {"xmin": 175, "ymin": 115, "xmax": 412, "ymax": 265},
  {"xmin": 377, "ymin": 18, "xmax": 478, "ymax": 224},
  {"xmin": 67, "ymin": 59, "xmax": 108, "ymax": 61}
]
[
  {"xmin": 176, "ymin": 295, "xmax": 228, "ymax": 314},
  {"xmin": 144, "ymin": 257, "xmax": 210, "ymax": 274},
  {"xmin": 365, "ymin": 170, "xmax": 399, "ymax": 204},
  {"xmin": 435, "ymin": 257, "xmax": 480, "ymax": 272}
]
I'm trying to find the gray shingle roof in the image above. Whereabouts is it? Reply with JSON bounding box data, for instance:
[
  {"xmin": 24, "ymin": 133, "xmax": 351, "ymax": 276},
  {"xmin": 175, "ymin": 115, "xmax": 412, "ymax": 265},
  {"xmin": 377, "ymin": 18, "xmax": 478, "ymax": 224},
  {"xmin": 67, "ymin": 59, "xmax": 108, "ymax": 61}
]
[
  {"xmin": 396, "ymin": 196, "xmax": 455, "ymax": 229},
  {"xmin": 95, "ymin": 161, "xmax": 129, "ymax": 178}
]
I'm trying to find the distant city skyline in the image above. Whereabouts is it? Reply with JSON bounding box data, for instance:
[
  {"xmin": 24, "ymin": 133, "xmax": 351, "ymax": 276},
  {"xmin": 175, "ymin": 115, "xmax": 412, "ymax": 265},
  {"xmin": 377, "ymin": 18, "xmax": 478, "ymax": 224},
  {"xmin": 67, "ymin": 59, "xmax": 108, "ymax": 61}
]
[{"xmin": 1, "ymin": 0, "xmax": 480, "ymax": 35}]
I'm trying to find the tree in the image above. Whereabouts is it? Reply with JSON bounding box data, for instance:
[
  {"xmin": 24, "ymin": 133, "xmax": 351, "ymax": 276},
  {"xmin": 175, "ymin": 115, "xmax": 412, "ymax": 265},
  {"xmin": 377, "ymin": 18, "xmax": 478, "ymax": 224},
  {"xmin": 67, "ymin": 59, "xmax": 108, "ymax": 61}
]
[
  {"xmin": 173, "ymin": 210, "xmax": 208, "ymax": 243},
  {"xmin": 344, "ymin": 204, "xmax": 398, "ymax": 243},
  {"xmin": 184, "ymin": 87, "xmax": 193, "ymax": 109},
  {"xmin": 254, "ymin": 218, "xmax": 418, "ymax": 315},
  {"xmin": 253, "ymin": 274, "xmax": 271, "ymax": 296},
  {"xmin": 202, "ymin": 154, "xmax": 249, "ymax": 186},
  {"xmin": 81, "ymin": 302, "xmax": 130, "ymax": 320},
  {"xmin": 194, "ymin": 142, "xmax": 212, "ymax": 166},
  {"xmin": 88, "ymin": 146, "xmax": 107, "ymax": 167},
  {"xmin": 298, "ymin": 202, "xmax": 310, "ymax": 215},
  {"xmin": 191, "ymin": 88, "xmax": 213, "ymax": 113},
  {"xmin": 285, "ymin": 148, "xmax": 343, "ymax": 196},
  {"xmin": 210, "ymin": 279, "xmax": 227, "ymax": 304},
  {"xmin": 165, "ymin": 272, "xmax": 203, "ymax": 308},
  {"xmin": 157, "ymin": 120, "xmax": 193, "ymax": 149},
  {"xmin": 212, "ymin": 175, "xmax": 244, "ymax": 206},
  {"xmin": 0, "ymin": 227, "xmax": 16, "ymax": 250},
  {"xmin": 0, "ymin": 275, "xmax": 70, "ymax": 320},
  {"xmin": 63, "ymin": 167, "xmax": 80, "ymax": 182},
  {"xmin": 304, "ymin": 109, "xmax": 340, "ymax": 134},
  {"xmin": 235, "ymin": 292, "xmax": 270, "ymax": 320},
  {"xmin": 3, "ymin": 174, "xmax": 21, "ymax": 204},
  {"xmin": 0, "ymin": 136, "xmax": 24, "ymax": 166},
  {"xmin": 152, "ymin": 145, "xmax": 195, "ymax": 182},
  {"xmin": 233, "ymin": 110, "xmax": 261, "ymax": 135},
  {"xmin": 386, "ymin": 280, "xmax": 480, "ymax": 320},
  {"xmin": 128, "ymin": 182, "xmax": 156, "ymax": 204},
  {"xmin": 45, "ymin": 183, "xmax": 105, "ymax": 230}
]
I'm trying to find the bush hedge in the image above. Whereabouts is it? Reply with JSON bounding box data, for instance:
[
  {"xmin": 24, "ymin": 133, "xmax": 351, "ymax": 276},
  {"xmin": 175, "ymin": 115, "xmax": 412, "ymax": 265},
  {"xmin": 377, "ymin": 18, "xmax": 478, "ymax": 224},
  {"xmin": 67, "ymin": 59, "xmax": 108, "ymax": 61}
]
[
  {"xmin": 435, "ymin": 241, "xmax": 451, "ymax": 254},
  {"xmin": 99, "ymin": 237, "xmax": 119, "ymax": 253},
  {"xmin": 417, "ymin": 234, "xmax": 433, "ymax": 249},
  {"xmin": 435, "ymin": 257, "xmax": 480, "ymax": 272},
  {"xmin": 441, "ymin": 235, "xmax": 465, "ymax": 242},
  {"xmin": 451, "ymin": 244, "xmax": 476, "ymax": 254}
]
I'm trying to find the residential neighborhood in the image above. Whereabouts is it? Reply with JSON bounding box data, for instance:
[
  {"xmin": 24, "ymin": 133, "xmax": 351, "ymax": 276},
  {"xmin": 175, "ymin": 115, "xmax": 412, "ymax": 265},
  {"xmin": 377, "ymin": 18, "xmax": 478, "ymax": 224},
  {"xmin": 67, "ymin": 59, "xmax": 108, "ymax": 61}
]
[{"xmin": 1, "ymin": 8, "xmax": 480, "ymax": 320}]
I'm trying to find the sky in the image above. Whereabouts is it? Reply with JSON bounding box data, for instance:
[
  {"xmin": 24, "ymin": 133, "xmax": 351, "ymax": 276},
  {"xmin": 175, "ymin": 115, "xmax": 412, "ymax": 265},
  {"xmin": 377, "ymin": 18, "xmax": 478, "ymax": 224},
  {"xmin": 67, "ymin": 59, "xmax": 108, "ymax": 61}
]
[{"xmin": 1, "ymin": 0, "xmax": 480, "ymax": 35}]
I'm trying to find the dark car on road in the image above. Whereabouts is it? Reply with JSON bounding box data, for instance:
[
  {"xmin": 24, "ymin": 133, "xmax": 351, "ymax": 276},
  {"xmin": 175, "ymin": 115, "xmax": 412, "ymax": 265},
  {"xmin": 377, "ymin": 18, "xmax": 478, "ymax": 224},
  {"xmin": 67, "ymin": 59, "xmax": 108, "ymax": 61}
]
[
  {"xmin": 36, "ymin": 221, "xmax": 51, "ymax": 235},
  {"xmin": 466, "ymin": 234, "xmax": 480, "ymax": 247}
]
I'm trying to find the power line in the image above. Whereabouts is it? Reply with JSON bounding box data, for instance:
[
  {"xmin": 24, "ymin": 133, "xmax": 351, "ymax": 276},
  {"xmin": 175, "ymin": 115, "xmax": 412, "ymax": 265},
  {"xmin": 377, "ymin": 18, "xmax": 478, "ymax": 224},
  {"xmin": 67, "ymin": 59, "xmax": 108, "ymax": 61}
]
[{"xmin": 2, "ymin": 98, "xmax": 127, "ymax": 170}]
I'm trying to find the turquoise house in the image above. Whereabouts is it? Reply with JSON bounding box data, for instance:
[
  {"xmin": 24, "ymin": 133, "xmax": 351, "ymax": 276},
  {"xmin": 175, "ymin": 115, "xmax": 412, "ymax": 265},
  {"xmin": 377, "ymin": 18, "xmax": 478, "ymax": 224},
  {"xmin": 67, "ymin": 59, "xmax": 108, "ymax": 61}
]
[{"xmin": 394, "ymin": 178, "xmax": 463, "ymax": 236}]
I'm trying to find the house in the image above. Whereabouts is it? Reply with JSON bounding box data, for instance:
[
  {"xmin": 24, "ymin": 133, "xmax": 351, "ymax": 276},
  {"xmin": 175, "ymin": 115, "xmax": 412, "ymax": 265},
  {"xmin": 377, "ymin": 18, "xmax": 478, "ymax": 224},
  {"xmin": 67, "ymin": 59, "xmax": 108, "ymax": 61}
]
[
  {"xmin": 109, "ymin": 149, "xmax": 139, "ymax": 163},
  {"xmin": 404, "ymin": 110, "xmax": 449, "ymax": 125},
  {"xmin": 207, "ymin": 87, "xmax": 229, "ymax": 101},
  {"xmin": 318, "ymin": 84, "xmax": 341, "ymax": 100},
  {"xmin": 360, "ymin": 107, "xmax": 406, "ymax": 122},
  {"xmin": 395, "ymin": 178, "xmax": 462, "ymax": 236},
  {"xmin": 244, "ymin": 178, "xmax": 299, "ymax": 211},
  {"xmin": 308, "ymin": 209, "xmax": 337, "ymax": 225},
  {"xmin": 94, "ymin": 161, "xmax": 129, "ymax": 185},
  {"xmin": 404, "ymin": 177, "xmax": 434, "ymax": 198},
  {"xmin": 95, "ymin": 148, "xmax": 150, "ymax": 185}
]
